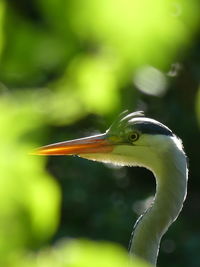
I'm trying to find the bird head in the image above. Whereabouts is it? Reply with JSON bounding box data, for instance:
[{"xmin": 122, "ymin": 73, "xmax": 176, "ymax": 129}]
[{"xmin": 33, "ymin": 111, "xmax": 184, "ymax": 173}]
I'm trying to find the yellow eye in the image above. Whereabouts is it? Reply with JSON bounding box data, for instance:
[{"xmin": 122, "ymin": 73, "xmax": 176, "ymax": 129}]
[{"xmin": 128, "ymin": 132, "xmax": 139, "ymax": 143}]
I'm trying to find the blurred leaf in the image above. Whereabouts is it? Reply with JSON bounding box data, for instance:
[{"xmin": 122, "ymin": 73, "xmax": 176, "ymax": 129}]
[
  {"xmin": 0, "ymin": 95, "xmax": 61, "ymax": 260},
  {"xmin": 0, "ymin": 0, "xmax": 5, "ymax": 57},
  {"xmin": 0, "ymin": 7, "xmax": 70, "ymax": 85},
  {"xmin": 67, "ymin": 55, "xmax": 120, "ymax": 114},
  {"xmin": 11, "ymin": 239, "xmax": 151, "ymax": 267},
  {"xmin": 69, "ymin": 0, "xmax": 199, "ymax": 70}
]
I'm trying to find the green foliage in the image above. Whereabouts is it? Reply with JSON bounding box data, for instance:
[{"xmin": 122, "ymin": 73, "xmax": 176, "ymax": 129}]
[
  {"xmin": 0, "ymin": 0, "xmax": 199, "ymax": 266},
  {"xmin": 0, "ymin": 95, "xmax": 60, "ymax": 262},
  {"xmin": 10, "ymin": 240, "xmax": 151, "ymax": 267},
  {"xmin": 0, "ymin": 0, "xmax": 5, "ymax": 57}
]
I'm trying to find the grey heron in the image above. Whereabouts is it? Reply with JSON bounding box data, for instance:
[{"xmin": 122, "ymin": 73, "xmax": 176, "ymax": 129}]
[{"xmin": 34, "ymin": 111, "xmax": 188, "ymax": 266}]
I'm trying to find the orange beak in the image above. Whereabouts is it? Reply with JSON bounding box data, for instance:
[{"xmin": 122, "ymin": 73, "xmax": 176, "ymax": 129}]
[{"xmin": 32, "ymin": 134, "xmax": 114, "ymax": 156}]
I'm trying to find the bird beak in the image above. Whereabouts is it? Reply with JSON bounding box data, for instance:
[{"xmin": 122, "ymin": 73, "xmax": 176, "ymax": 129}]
[{"xmin": 32, "ymin": 133, "xmax": 114, "ymax": 156}]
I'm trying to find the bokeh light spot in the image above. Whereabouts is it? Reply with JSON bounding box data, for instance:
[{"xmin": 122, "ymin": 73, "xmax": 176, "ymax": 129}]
[{"xmin": 133, "ymin": 65, "xmax": 168, "ymax": 96}]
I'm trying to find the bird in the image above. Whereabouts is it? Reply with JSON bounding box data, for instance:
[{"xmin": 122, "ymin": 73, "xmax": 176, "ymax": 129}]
[{"xmin": 33, "ymin": 111, "xmax": 188, "ymax": 266}]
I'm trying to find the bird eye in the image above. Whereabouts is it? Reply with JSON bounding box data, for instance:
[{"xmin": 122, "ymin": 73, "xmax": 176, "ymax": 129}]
[{"xmin": 128, "ymin": 132, "xmax": 139, "ymax": 143}]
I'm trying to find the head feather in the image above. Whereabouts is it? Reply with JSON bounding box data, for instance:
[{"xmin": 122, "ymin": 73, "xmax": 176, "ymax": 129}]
[{"xmin": 108, "ymin": 111, "xmax": 145, "ymax": 132}]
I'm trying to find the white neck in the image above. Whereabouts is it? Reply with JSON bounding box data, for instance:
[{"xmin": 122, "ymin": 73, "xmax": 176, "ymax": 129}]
[
  {"xmin": 81, "ymin": 135, "xmax": 188, "ymax": 266},
  {"xmin": 129, "ymin": 148, "xmax": 188, "ymax": 266}
]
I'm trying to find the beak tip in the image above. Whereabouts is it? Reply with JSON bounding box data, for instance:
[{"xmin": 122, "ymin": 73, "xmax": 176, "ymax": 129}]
[{"xmin": 29, "ymin": 150, "xmax": 41, "ymax": 156}]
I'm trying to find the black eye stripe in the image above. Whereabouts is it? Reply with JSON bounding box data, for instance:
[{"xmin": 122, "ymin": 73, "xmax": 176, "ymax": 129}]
[
  {"xmin": 134, "ymin": 122, "xmax": 173, "ymax": 136},
  {"xmin": 108, "ymin": 112, "xmax": 174, "ymax": 138}
]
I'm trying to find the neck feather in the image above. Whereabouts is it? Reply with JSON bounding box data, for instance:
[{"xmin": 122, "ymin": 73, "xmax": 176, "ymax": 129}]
[{"xmin": 129, "ymin": 149, "xmax": 188, "ymax": 266}]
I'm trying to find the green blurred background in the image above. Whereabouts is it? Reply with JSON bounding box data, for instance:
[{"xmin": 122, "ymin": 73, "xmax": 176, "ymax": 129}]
[{"xmin": 1, "ymin": 0, "xmax": 200, "ymax": 266}]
